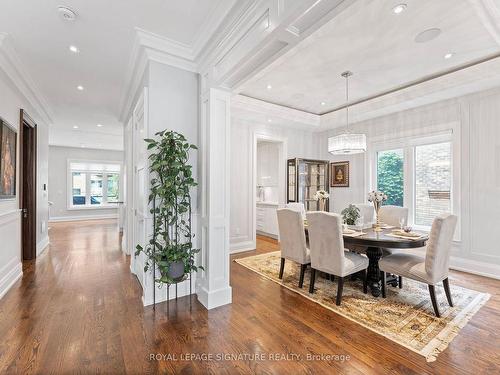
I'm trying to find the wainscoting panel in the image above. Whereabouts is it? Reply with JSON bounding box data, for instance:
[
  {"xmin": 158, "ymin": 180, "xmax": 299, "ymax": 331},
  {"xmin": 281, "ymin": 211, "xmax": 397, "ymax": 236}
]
[{"xmin": 0, "ymin": 209, "xmax": 22, "ymax": 299}]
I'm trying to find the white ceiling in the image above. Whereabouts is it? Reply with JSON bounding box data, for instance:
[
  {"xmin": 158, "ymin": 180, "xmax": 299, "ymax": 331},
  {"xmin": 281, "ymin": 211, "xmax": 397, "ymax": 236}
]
[
  {"xmin": 0, "ymin": 0, "xmax": 235, "ymax": 150},
  {"xmin": 239, "ymin": 0, "xmax": 500, "ymax": 115}
]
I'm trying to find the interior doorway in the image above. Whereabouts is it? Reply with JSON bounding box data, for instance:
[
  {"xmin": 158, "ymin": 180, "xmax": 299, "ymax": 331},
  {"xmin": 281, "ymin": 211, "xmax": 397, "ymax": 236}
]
[
  {"xmin": 19, "ymin": 109, "xmax": 37, "ymax": 260},
  {"xmin": 253, "ymin": 134, "xmax": 287, "ymax": 244}
]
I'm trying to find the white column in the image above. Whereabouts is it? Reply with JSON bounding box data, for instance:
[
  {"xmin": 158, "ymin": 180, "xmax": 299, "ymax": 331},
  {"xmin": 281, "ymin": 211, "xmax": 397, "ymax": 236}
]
[{"xmin": 196, "ymin": 87, "xmax": 232, "ymax": 309}]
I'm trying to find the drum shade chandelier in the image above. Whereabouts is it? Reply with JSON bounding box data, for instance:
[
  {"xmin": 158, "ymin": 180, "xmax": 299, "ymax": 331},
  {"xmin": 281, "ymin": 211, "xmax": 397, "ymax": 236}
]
[{"xmin": 328, "ymin": 71, "xmax": 366, "ymax": 155}]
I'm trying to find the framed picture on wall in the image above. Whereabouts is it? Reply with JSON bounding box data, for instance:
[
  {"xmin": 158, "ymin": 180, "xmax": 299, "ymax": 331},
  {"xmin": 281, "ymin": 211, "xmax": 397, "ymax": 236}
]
[
  {"xmin": 330, "ymin": 161, "xmax": 349, "ymax": 187},
  {"xmin": 0, "ymin": 117, "xmax": 17, "ymax": 199}
]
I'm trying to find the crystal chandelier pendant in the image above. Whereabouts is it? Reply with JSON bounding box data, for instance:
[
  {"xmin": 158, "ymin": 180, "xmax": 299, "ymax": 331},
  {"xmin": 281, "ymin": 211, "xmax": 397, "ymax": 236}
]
[{"xmin": 328, "ymin": 71, "xmax": 367, "ymax": 155}]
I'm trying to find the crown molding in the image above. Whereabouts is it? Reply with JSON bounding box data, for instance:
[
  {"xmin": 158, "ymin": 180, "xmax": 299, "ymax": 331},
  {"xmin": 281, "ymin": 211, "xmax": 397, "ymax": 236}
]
[{"xmin": 0, "ymin": 33, "xmax": 53, "ymax": 125}]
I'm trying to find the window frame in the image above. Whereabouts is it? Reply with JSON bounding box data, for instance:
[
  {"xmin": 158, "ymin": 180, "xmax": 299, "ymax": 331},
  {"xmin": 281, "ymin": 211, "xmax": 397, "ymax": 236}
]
[
  {"xmin": 67, "ymin": 159, "xmax": 122, "ymax": 210},
  {"xmin": 367, "ymin": 127, "xmax": 460, "ymax": 239}
]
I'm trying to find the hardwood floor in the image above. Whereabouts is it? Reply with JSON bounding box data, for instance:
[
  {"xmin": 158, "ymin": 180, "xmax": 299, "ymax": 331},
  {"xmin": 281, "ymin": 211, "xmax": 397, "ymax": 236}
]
[{"xmin": 0, "ymin": 222, "xmax": 499, "ymax": 374}]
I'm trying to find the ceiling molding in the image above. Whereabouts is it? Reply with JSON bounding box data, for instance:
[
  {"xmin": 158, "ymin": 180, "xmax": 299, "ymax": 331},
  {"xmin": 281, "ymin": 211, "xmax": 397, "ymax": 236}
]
[
  {"xmin": 0, "ymin": 33, "xmax": 53, "ymax": 125},
  {"xmin": 468, "ymin": 0, "xmax": 500, "ymax": 45},
  {"xmin": 232, "ymin": 94, "xmax": 320, "ymax": 129}
]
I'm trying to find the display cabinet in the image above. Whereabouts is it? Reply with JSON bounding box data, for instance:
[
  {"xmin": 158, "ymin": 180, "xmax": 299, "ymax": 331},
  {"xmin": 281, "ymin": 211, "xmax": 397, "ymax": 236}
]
[{"xmin": 287, "ymin": 158, "xmax": 330, "ymax": 211}]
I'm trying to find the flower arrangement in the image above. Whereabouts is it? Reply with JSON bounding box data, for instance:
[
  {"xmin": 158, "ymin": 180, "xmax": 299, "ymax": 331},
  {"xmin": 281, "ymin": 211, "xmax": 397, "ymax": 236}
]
[
  {"xmin": 313, "ymin": 189, "xmax": 330, "ymax": 211},
  {"xmin": 341, "ymin": 204, "xmax": 360, "ymax": 225},
  {"xmin": 367, "ymin": 190, "xmax": 387, "ymax": 231}
]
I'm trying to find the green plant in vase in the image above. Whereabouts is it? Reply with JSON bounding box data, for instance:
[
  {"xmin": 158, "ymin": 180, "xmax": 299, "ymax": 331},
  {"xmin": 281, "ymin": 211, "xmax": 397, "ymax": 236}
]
[
  {"xmin": 341, "ymin": 204, "xmax": 360, "ymax": 225},
  {"xmin": 135, "ymin": 130, "xmax": 203, "ymax": 284}
]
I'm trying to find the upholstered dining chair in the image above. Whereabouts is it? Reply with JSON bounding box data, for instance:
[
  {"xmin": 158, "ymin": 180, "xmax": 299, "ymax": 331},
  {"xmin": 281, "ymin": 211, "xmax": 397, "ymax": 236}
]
[
  {"xmin": 276, "ymin": 208, "xmax": 310, "ymax": 288},
  {"xmin": 353, "ymin": 203, "xmax": 375, "ymax": 225},
  {"xmin": 379, "ymin": 213, "xmax": 458, "ymax": 317},
  {"xmin": 285, "ymin": 202, "xmax": 306, "ymax": 219},
  {"xmin": 307, "ymin": 212, "xmax": 369, "ymax": 305},
  {"xmin": 379, "ymin": 205, "xmax": 409, "ymax": 227}
]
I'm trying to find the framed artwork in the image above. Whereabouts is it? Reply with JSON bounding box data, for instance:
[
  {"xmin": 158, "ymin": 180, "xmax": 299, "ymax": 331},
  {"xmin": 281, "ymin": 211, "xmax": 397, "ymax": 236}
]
[
  {"xmin": 330, "ymin": 161, "xmax": 349, "ymax": 187},
  {"xmin": 0, "ymin": 117, "xmax": 17, "ymax": 199}
]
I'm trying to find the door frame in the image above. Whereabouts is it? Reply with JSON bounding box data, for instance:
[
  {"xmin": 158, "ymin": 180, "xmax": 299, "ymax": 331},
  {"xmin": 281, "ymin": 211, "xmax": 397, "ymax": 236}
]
[{"xmin": 19, "ymin": 109, "xmax": 37, "ymax": 260}]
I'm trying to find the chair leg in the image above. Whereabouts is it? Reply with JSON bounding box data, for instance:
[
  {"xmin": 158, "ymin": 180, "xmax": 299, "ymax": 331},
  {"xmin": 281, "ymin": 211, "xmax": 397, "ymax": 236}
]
[
  {"xmin": 298, "ymin": 264, "xmax": 307, "ymax": 288},
  {"xmin": 381, "ymin": 271, "xmax": 387, "ymax": 298},
  {"xmin": 336, "ymin": 277, "xmax": 344, "ymax": 306},
  {"xmin": 362, "ymin": 269, "xmax": 368, "ymax": 294},
  {"xmin": 398, "ymin": 276, "xmax": 403, "ymax": 289},
  {"xmin": 429, "ymin": 284, "xmax": 441, "ymax": 317},
  {"xmin": 309, "ymin": 268, "xmax": 316, "ymax": 294},
  {"xmin": 279, "ymin": 258, "xmax": 285, "ymax": 279},
  {"xmin": 443, "ymin": 278, "xmax": 453, "ymax": 307}
]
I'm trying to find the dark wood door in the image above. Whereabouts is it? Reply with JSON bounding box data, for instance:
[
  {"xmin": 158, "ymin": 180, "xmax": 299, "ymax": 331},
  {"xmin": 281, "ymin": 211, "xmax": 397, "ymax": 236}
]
[{"xmin": 19, "ymin": 109, "xmax": 37, "ymax": 260}]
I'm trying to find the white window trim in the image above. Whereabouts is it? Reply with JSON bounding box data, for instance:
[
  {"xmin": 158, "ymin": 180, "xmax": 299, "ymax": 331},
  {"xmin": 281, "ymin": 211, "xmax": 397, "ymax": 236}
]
[
  {"xmin": 67, "ymin": 159, "xmax": 122, "ymax": 210},
  {"xmin": 366, "ymin": 124, "xmax": 461, "ymax": 241}
]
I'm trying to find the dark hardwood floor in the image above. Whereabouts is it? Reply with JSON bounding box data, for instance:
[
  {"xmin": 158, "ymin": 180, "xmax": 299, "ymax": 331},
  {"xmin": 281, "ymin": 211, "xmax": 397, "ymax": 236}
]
[{"xmin": 0, "ymin": 220, "xmax": 499, "ymax": 374}]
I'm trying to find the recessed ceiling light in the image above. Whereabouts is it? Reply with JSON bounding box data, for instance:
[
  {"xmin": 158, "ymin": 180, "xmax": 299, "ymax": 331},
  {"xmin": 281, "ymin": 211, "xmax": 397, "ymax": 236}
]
[
  {"xmin": 392, "ymin": 4, "xmax": 407, "ymax": 14},
  {"xmin": 444, "ymin": 52, "xmax": 454, "ymax": 59},
  {"xmin": 321, "ymin": 101, "xmax": 326, "ymax": 106},
  {"xmin": 96, "ymin": 123, "xmax": 103, "ymax": 127},
  {"xmin": 73, "ymin": 125, "xmax": 79, "ymax": 129},
  {"xmin": 267, "ymin": 118, "xmax": 272, "ymax": 123},
  {"xmin": 69, "ymin": 45, "xmax": 80, "ymax": 53},
  {"xmin": 266, "ymin": 84, "xmax": 272, "ymax": 90},
  {"xmin": 77, "ymin": 85, "xmax": 84, "ymax": 91},
  {"xmin": 415, "ymin": 28, "xmax": 442, "ymax": 43}
]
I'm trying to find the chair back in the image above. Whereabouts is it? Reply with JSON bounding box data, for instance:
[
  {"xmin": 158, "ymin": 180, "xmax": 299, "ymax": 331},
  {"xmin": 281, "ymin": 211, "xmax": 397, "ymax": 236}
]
[
  {"xmin": 379, "ymin": 205, "xmax": 409, "ymax": 227},
  {"xmin": 425, "ymin": 214, "xmax": 458, "ymax": 279},
  {"xmin": 307, "ymin": 212, "xmax": 345, "ymax": 275},
  {"xmin": 276, "ymin": 209, "xmax": 308, "ymax": 263},
  {"xmin": 353, "ymin": 203, "xmax": 375, "ymax": 225},
  {"xmin": 285, "ymin": 202, "xmax": 306, "ymax": 219}
]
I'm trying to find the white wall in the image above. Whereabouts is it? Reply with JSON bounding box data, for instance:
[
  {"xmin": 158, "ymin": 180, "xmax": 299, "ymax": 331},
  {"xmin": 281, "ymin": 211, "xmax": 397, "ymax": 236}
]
[
  {"xmin": 229, "ymin": 117, "xmax": 320, "ymax": 252},
  {"xmin": 316, "ymin": 87, "xmax": 500, "ymax": 278},
  {"xmin": 48, "ymin": 146, "xmax": 123, "ymax": 221},
  {"xmin": 0, "ymin": 69, "xmax": 50, "ymax": 298}
]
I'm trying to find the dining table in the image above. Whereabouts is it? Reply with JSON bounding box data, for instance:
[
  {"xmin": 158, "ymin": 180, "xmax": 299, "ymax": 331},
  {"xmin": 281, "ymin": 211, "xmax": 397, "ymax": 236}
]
[
  {"xmin": 342, "ymin": 227, "xmax": 428, "ymax": 297},
  {"xmin": 305, "ymin": 224, "xmax": 429, "ymax": 297}
]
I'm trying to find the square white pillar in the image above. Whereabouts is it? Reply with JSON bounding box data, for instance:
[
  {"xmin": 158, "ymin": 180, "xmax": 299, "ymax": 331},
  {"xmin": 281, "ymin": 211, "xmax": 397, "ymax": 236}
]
[{"xmin": 196, "ymin": 88, "xmax": 232, "ymax": 309}]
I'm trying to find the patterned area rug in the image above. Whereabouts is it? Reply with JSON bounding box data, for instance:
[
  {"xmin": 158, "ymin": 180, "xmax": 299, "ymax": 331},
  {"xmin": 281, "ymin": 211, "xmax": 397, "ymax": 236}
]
[{"xmin": 234, "ymin": 251, "xmax": 490, "ymax": 362}]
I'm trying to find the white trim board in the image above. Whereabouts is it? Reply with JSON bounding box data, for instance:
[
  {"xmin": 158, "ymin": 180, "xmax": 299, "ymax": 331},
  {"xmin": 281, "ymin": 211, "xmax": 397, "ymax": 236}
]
[
  {"xmin": 450, "ymin": 256, "xmax": 500, "ymax": 280},
  {"xmin": 0, "ymin": 258, "xmax": 22, "ymax": 300},
  {"xmin": 49, "ymin": 214, "xmax": 118, "ymax": 222},
  {"xmin": 36, "ymin": 236, "xmax": 49, "ymax": 256},
  {"xmin": 230, "ymin": 240, "xmax": 256, "ymax": 254}
]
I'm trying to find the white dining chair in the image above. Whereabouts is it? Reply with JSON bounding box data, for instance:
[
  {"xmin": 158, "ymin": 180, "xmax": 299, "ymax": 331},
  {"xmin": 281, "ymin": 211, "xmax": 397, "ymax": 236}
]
[
  {"xmin": 285, "ymin": 202, "xmax": 306, "ymax": 219},
  {"xmin": 379, "ymin": 213, "xmax": 458, "ymax": 317},
  {"xmin": 307, "ymin": 212, "xmax": 368, "ymax": 305},
  {"xmin": 353, "ymin": 203, "xmax": 375, "ymax": 225},
  {"xmin": 379, "ymin": 205, "xmax": 409, "ymax": 227},
  {"xmin": 276, "ymin": 208, "xmax": 310, "ymax": 288}
]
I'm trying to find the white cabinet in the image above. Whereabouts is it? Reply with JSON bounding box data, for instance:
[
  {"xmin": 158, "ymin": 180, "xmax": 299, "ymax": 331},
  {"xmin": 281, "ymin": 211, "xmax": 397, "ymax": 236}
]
[{"xmin": 256, "ymin": 202, "xmax": 279, "ymax": 237}]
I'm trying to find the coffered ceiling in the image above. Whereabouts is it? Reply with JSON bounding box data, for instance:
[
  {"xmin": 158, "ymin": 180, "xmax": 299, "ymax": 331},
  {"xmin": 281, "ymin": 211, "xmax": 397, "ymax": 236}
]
[{"xmin": 238, "ymin": 0, "xmax": 500, "ymax": 116}]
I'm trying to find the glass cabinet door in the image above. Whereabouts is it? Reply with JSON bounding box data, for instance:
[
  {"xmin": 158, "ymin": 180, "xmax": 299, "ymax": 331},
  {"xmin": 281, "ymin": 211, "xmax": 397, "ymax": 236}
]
[{"xmin": 287, "ymin": 160, "xmax": 296, "ymax": 202}]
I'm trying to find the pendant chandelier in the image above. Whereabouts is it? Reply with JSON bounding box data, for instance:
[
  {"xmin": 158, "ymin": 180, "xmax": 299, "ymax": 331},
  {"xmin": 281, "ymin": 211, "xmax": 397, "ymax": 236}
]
[{"xmin": 328, "ymin": 71, "xmax": 366, "ymax": 155}]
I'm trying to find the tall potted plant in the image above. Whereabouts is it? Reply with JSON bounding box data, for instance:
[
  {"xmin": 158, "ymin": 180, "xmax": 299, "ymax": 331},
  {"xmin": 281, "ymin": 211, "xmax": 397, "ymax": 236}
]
[{"xmin": 135, "ymin": 130, "xmax": 202, "ymax": 284}]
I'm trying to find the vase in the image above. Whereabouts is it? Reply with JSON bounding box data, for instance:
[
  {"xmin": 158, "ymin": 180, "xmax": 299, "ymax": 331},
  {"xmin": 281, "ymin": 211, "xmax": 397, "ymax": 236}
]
[
  {"xmin": 319, "ymin": 199, "xmax": 326, "ymax": 212},
  {"xmin": 165, "ymin": 260, "xmax": 185, "ymax": 282},
  {"xmin": 373, "ymin": 202, "xmax": 382, "ymax": 231}
]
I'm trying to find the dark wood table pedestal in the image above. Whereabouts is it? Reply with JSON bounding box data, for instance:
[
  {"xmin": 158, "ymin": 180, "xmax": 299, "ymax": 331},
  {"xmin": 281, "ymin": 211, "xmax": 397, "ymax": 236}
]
[{"xmin": 366, "ymin": 246, "xmax": 383, "ymax": 297}]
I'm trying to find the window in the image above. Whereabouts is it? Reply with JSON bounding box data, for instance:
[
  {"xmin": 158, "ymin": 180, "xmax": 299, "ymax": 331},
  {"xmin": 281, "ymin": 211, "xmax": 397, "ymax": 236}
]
[
  {"xmin": 68, "ymin": 161, "xmax": 121, "ymax": 208},
  {"xmin": 415, "ymin": 142, "xmax": 452, "ymax": 226},
  {"xmin": 377, "ymin": 149, "xmax": 404, "ymax": 207},
  {"xmin": 371, "ymin": 133, "xmax": 454, "ymax": 230}
]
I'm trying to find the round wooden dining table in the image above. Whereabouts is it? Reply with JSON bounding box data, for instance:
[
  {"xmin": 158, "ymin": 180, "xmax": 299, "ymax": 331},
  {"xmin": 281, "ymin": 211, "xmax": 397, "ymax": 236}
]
[{"xmin": 343, "ymin": 228, "xmax": 428, "ymax": 297}]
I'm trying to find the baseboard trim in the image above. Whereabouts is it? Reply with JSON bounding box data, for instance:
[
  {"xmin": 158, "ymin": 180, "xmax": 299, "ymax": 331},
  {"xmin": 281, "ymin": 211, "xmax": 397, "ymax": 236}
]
[
  {"xmin": 36, "ymin": 236, "xmax": 49, "ymax": 256},
  {"xmin": 196, "ymin": 283, "xmax": 232, "ymax": 310},
  {"xmin": 256, "ymin": 230, "xmax": 278, "ymax": 240},
  {"xmin": 450, "ymin": 256, "xmax": 500, "ymax": 280},
  {"xmin": 230, "ymin": 240, "xmax": 256, "ymax": 254},
  {"xmin": 49, "ymin": 214, "xmax": 118, "ymax": 222},
  {"xmin": 0, "ymin": 258, "xmax": 22, "ymax": 300}
]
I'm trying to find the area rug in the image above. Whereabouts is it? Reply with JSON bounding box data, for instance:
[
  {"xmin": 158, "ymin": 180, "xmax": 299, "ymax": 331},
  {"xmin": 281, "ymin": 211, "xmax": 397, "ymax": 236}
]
[{"xmin": 234, "ymin": 251, "xmax": 490, "ymax": 362}]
